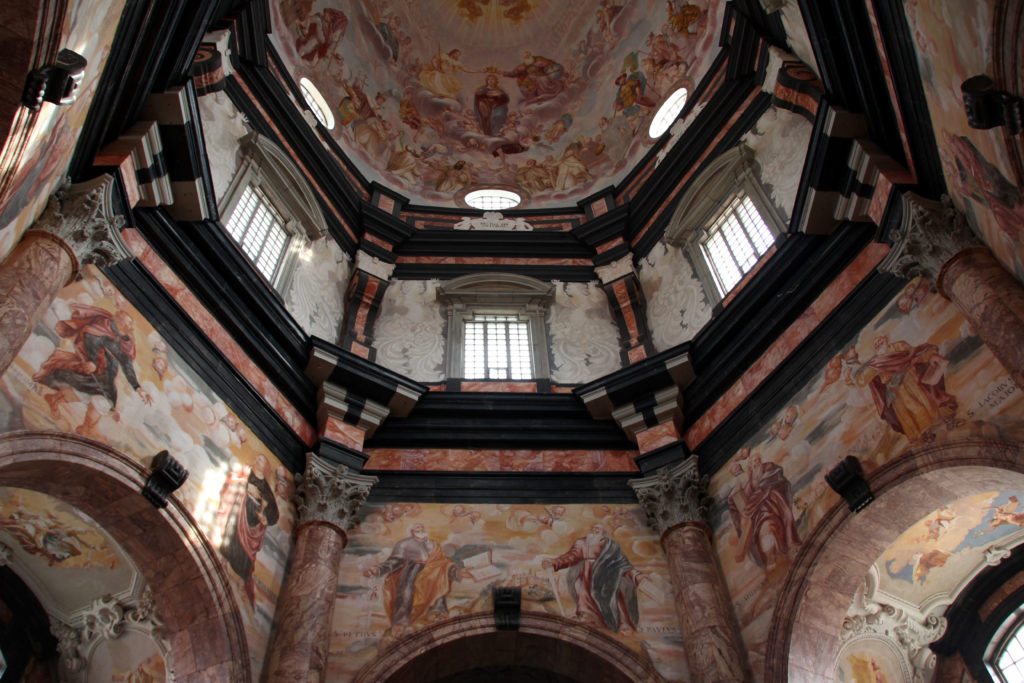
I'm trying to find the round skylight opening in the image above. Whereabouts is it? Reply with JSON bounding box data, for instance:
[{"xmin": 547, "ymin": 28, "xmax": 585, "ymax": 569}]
[
  {"xmin": 299, "ymin": 77, "xmax": 334, "ymax": 130},
  {"xmin": 648, "ymin": 87, "xmax": 689, "ymax": 138},
  {"xmin": 464, "ymin": 188, "xmax": 522, "ymax": 211}
]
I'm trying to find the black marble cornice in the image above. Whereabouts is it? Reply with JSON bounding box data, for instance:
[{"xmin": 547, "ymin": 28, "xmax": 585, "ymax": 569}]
[
  {"xmin": 70, "ymin": 0, "xmax": 221, "ymax": 179},
  {"xmin": 367, "ymin": 472, "xmax": 636, "ymax": 503},
  {"xmin": 308, "ymin": 338, "xmax": 428, "ymax": 411},
  {"xmin": 574, "ymin": 346, "xmax": 693, "ymax": 414},
  {"xmin": 366, "ymin": 393, "xmax": 634, "ymax": 451},
  {"xmin": 132, "ymin": 208, "xmax": 316, "ymax": 416},
  {"xmin": 360, "ymin": 201, "xmax": 414, "ymax": 249},
  {"xmin": 395, "ymin": 229, "xmax": 594, "ymax": 260},
  {"xmin": 571, "ymin": 204, "xmax": 630, "ymax": 248}
]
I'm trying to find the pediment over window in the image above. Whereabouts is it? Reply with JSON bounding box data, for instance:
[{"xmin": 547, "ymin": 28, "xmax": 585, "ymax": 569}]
[{"xmin": 437, "ymin": 273, "xmax": 555, "ymax": 308}]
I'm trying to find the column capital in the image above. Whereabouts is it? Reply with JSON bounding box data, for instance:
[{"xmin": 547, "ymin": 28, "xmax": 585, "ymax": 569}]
[
  {"xmin": 878, "ymin": 193, "xmax": 979, "ymax": 281},
  {"xmin": 295, "ymin": 453, "xmax": 377, "ymax": 533},
  {"xmin": 629, "ymin": 455, "xmax": 711, "ymax": 536},
  {"xmin": 30, "ymin": 174, "xmax": 131, "ymax": 277}
]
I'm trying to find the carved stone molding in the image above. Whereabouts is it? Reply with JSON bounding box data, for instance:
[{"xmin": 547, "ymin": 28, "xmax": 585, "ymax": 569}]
[
  {"xmin": 50, "ymin": 587, "xmax": 166, "ymax": 677},
  {"xmin": 30, "ymin": 174, "xmax": 130, "ymax": 275},
  {"xmin": 295, "ymin": 453, "xmax": 378, "ymax": 532},
  {"xmin": 141, "ymin": 450, "xmax": 190, "ymax": 508},
  {"xmin": 355, "ymin": 250, "xmax": 396, "ymax": 281},
  {"xmin": 629, "ymin": 455, "xmax": 711, "ymax": 535},
  {"xmin": 841, "ymin": 591, "xmax": 947, "ymax": 682},
  {"xmin": 878, "ymin": 193, "xmax": 979, "ymax": 281},
  {"xmin": 594, "ymin": 254, "xmax": 635, "ymax": 285},
  {"xmin": 453, "ymin": 212, "xmax": 533, "ymax": 231}
]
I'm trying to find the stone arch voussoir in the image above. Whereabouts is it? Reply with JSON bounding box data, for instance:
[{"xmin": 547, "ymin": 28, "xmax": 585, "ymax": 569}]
[
  {"xmin": 764, "ymin": 438, "xmax": 1024, "ymax": 682},
  {"xmin": 0, "ymin": 431, "xmax": 250, "ymax": 682}
]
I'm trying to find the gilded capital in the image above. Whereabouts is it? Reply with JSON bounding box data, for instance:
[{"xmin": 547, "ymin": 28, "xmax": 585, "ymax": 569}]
[
  {"xmin": 31, "ymin": 174, "xmax": 130, "ymax": 275},
  {"xmin": 629, "ymin": 455, "xmax": 711, "ymax": 535},
  {"xmin": 295, "ymin": 453, "xmax": 377, "ymax": 532},
  {"xmin": 878, "ymin": 193, "xmax": 979, "ymax": 281}
]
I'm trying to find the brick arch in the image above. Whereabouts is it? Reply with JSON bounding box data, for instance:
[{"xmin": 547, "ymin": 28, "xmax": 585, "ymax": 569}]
[
  {"xmin": 353, "ymin": 612, "xmax": 668, "ymax": 683},
  {"xmin": 764, "ymin": 438, "xmax": 1024, "ymax": 682},
  {"xmin": 0, "ymin": 431, "xmax": 250, "ymax": 682}
]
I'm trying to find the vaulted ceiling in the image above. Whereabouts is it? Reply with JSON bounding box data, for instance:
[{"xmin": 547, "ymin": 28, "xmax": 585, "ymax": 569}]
[{"xmin": 269, "ymin": 0, "xmax": 726, "ymax": 209}]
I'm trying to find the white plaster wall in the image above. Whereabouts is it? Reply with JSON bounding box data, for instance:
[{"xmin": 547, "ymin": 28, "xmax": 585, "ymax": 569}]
[
  {"xmin": 372, "ymin": 280, "xmax": 446, "ymax": 382},
  {"xmin": 282, "ymin": 237, "xmax": 350, "ymax": 341},
  {"xmin": 743, "ymin": 107, "xmax": 814, "ymax": 221},
  {"xmin": 762, "ymin": 0, "xmax": 819, "ymax": 74},
  {"xmin": 547, "ymin": 281, "xmax": 622, "ymax": 384},
  {"xmin": 639, "ymin": 241, "xmax": 712, "ymax": 351},
  {"xmin": 197, "ymin": 93, "xmax": 249, "ymax": 205}
]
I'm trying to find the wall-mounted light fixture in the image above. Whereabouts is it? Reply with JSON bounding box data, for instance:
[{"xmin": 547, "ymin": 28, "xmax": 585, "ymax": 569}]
[
  {"xmin": 21, "ymin": 48, "xmax": 87, "ymax": 112},
  {"xmin": 961, "ymin": 75, "xmax": 1022, "ymax": 134}
]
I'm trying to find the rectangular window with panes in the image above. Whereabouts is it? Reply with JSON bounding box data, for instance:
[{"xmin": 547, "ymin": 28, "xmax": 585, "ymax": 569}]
[
  {"xmin": 700, "ymin": 193, "xmax": 775, "ymax": 297},
  {"xmin": 463, "ymin": 314, "xmax": 533, "ymax": 380},
  {"xmin": 223, "ymin": 184, "xmax": 291, "ymax": 284}
]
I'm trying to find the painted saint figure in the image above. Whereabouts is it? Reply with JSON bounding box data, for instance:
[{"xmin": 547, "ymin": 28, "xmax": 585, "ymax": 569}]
[
  {"xmin": 34, "ymin": 303, "xmax": 152, "ymax": 435},
  {"xmin": 222, "ymin": 455, "xmax": 280, "ymax": 605},
  {"xmin": 503, "ymin": 52, "xmax": 566, "ymax": 103},
  {"xmin": 852, "ymin": 335, "xmax": 958, "ymax": 442},
  {"xmin": 728, "ymin": 450, "xmax": 802, "ymax": 570},
  {"xmin": 542, "ymin": 524, "xmax": 646, "ymax": 633},
  {"xmin": 364, "ymin": 524, "xmax": 470, "ymax": 634}
]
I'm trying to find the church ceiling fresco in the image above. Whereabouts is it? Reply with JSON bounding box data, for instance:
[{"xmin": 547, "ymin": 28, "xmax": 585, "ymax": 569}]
[
  {"xmin": 704, "ymin": 277, "xmax": 1024, "ymax": 677},
  {"xmin": 270, "ymin": 0, "xmax": 725, "ymax": 208},
  {"xmin": 0, "ymin": 487, "xmax": 135, "ymax": 618},
  {"xmin": 0, "ymin": 266, "xmax": 298, "ymax": 673},
  {"xmin": 874, "ymin": 490, "xmax": 1024, "ymax": 609},
  {"xmin": 328, "ymin": 503, "xmax": 687, "ymax": 681}
]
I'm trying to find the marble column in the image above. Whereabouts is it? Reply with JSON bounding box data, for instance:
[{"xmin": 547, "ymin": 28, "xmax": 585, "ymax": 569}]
[
  {"xmin": 264, "ymin": 454, "xmax": 377, "ymax": 683},
  {"xmin": 630, "ymin": 456, "xmax": 752, "ymax": 683},
  {"xmin": 879, "ymin": 192, "xmax": 1024, "ymax": 390},
  {"xmin": 0, "ymin": 174, "xmax": 128, "ymax": 375}
]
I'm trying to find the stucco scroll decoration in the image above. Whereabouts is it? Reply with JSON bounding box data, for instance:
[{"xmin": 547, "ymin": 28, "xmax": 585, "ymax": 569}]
[
  {"xmin": 295, "ymin": 453, "xmax": 378, "ymax": 532},
  {"xmin": 878, "ymin": 193, "xmax": 979, "ymax": 281},
  {"xmin": 31, "ymin": 174, "xmax": 130, "ymax": 273},
  {"xmin": 841, "ymin": 590, "xmax": 947, "ymax": 682},
  {"xmin": 453, "ymin": 212, "xmax": 533, "ymax": 231},
  {"xmin": 630, "ymin": 455, "xmax": 711, "ymax": 535}
]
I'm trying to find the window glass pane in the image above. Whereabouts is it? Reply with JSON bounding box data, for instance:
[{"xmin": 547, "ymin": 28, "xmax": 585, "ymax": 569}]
[
  {"xmin": 701, "ymin": 193, "xmax": 774, "ymax": 297},
  {"xmin": 225, "ymin": 185, "xmax": 290, "ymax": 282},
  {"xmin": 999, "ymin": 620, "xmax": 1024, "ymax": 683},
  {"xmin": 462, "ymin": 314, "xmax": 532, "ymax": 380}
]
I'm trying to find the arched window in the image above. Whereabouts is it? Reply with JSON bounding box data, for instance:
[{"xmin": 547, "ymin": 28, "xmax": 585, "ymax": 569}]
[
  {"xmin": 437, "ymin": 273, "xmax": 555, "ymax": 381},
  {"xmin": 219, "ymin": 132, "xmax": 327, "ymax": 289},
  {"xmin": 665, "ymin": 145, "xmax": 785, "ymax": 304},
  {"xmin": 989, "ymin": 606, "xmax": 1024, "ymax": 682}
]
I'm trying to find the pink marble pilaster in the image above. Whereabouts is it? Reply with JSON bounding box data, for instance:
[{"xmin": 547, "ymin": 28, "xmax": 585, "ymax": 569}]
[
  {"xmin": 0, "ymin": 231, "xmax": 75, "ymax": 374},
  {"xmin": 662, "ymin": 521, "xmax": 752, "ymax": 683},
  {"xmin": 938, "ymin": 246, "xmax": 1024, "ymax": 390}
]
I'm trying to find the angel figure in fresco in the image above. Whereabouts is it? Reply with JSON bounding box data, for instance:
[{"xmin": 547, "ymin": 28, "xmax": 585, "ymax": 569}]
[
  {"xmin": 667, "ymin": 1, "xmax": 703, "ymax": 34},
  {"xmin": 364, "ymin": 524, "xmax": 472, "ymax": 637},
  {"xmin": 221, "ymin": 455, "xmax": 280, "ymax": 606},
  {"xmin": 0, "ymin": 510, "xmax": 99, "ymax": 566},
  {"xmin": 33, "ymin": 304, "xmax": 152, "ymax": 436},
  {"xmin": 923, "ymin": 506, "xmax": 956, "ymax": 541},
  {"xmin": 542, "ymin": 524, "xmax": 648, "ymax": 633},
  {"xmin": 503, "ymin": 52, "xmax": 567, "ymax": 103},
  {"xmin": 990, "ymin": 496, "xmax": 1024, "ymax": 530},
  {"xmin": 501, "ymin": 0, "xmax": 536, "ymax": 23},
  {"xmin": 852, "ymin": 335, "xmax": 959, "ymax": 442},
  {"xmin": 294, "ymin": 7, "xmax": 348, "ymax": 64},
  {"xmin": 454, "ymin": 0, "xmax": 486, "ymax": 22},
  {"xmin": 596, "ymin": 1, "xmax": 624, "ymax": 43},
  {"xmin": 727, "ymin": 449, "xmax": 802, "ymax": 570},
  {"xmin": 419, "ymin": 49, "xmax": 466, "ymax": 100}
]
